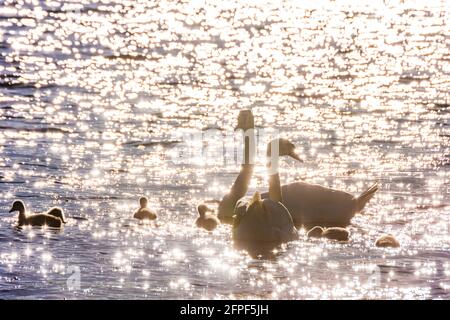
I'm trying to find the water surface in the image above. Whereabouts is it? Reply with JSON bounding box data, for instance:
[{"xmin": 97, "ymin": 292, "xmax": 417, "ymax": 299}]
[{"xmin": 0, "ymin": 0, "xmax": 449, "ymax": 299}]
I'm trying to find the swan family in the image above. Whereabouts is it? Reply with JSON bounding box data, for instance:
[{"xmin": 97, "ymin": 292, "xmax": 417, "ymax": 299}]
[{"xmin": 3, "ymin": 109, "xmax": 397, "ymax": 251}]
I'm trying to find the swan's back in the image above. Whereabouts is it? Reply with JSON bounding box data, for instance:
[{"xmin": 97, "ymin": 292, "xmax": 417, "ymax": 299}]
[
  {"xmin": 134, "ymin": 208, "xmax": 157, "ymax": 220},
  {"xmin": 232, "ymin": 198, "xmax": 297, "ymax": 243},
  {"xmin": 262, "ymin": 181, "xmax": 355, "ymax": 228},
  {"xmin": 22, "ymin": 213, "xmax": 63, "ymax": 228}
]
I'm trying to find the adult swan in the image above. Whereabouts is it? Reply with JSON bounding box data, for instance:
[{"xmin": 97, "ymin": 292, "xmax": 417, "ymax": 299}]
[
  {"xmin": 217, "ymin": 110, "xmax": 256, "ymax": 224},
  {"xmin": 218, "ymin": 110, "xmax": 379, "ymax": 229},
  {"xmin": 232, "ymin": 138, "xmax": 300, "ymax": 244}
]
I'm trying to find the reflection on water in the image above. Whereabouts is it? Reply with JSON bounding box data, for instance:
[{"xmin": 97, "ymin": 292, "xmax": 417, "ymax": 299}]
[{"xmin": 0, "ymin": 0, "xmax": 449, "ymax": 299}]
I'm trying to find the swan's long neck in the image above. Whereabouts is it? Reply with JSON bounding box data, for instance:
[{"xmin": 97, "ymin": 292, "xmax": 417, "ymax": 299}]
[
  {"xmin": 243, "ymin": 128, "xmax": 255, "ymax": 166},
  {"xmin": 267, "ymin": 140, "xmax": 283, "ymax": 203},
  {"xmin": 229, "ymin": 128, "xmax": 255, "ymax": 200},
  {"xmin": 18, "ymin": 211, "xmax": 27, "ymax": 225}
]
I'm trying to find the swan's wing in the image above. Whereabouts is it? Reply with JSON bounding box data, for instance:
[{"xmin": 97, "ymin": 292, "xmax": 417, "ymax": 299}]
[
  {"xmin": 235, "ymin": 198, "xmax": 248, "ymax": 213},
  {"xmin": 233, "ymin": 198, "xmax": 297, "ymax": 243},
  {"xmin": 262, "ymin": 199, "xmax": 297, "ymax": 242},
  {"xmin": 232, "ymin": 199, "xmax": 270, "ymax": 242},
  {"xmin": 232, "ymin": 198, "xmax": 250, "ymax": 227},
  {"xmin": 262, "ymin": 199, "xmax": 294, "ymax": 226},
  {"xmin": 262, "ymin": 182, "xmax": 355, "ymax": 227},
  {"xmin": 218, "ymin": 193, "xmax": 247, "ymax": 222}
]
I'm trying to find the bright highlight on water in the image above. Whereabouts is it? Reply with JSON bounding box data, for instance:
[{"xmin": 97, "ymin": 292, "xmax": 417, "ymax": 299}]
[{"xmin": 0, "ymin": 0, "xmax": 449, "ymax": 300}]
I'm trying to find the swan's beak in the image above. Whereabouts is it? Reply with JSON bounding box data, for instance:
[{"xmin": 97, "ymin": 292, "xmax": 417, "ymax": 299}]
[
  {"xmin": 9, "ymin": 208, "xmax": 15, "ymax": 213},
  {"xmin": 289, "ymin": 151, "xmax": 303, "ymax": 162}
]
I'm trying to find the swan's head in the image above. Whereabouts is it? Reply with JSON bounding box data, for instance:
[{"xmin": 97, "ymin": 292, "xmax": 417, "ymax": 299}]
[
  {"xmin": 197, "ymin": 204, "xmax": 213, "ymax": 218},
  {"xmin": 267, "ymin": 138, "xmax": 302, "ymax": 162},
  {"xmin": 235, "ymin": 109, "xmax": 255, "ymax": 131},
  {"xmin": 139, "ymin": 196, "xmax": 148, "ymax": 208},
  {"xmin": 9, "ymin": 200, "xmax": 26, "ymax": 214}
]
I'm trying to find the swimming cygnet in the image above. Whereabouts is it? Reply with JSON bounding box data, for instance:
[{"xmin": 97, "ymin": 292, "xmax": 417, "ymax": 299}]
[
  {"xmin": 375, "ymin": 234, "xmax": 400, "ymax": 248},
  {"xmin": 307, "ymin": 226, "xmax": 349, "ymax": 241},
  {"xmin": 133, "ymin": 197, "xmax": 157, "ymax": 220},
  {"xmin": 306, "ymin": 226, "xmax": 324, "ymax": 238},
  {"xmin": 196, "ymin": 204, "xmax": 220, "ymax": 231},
  {"xmin": 9, "ymin": 200, "xmax": 65, "ymax": 228},
  {"xmin": 323, "ymin": 227, "xmax": 349, "ymax": 241}
]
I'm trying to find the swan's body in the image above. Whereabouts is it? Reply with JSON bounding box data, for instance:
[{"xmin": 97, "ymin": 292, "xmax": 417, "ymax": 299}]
[
  {"xmin": 232, "ymin": 139, "xmax": 300, "ymax": 244},
  {"xmin": 134, "ymin": 197, "xmax": 157, "ymax": 220},
  {"xmin": 218, "ymin": 109, "xmax": 378, "ymax": 229},
  {"xmin": 232, "ymin": 193, "xmax": 298, "ymax": 243},
  {"xmin": 196, "ymin": 204, "xmax": 219, "ymax": 231},
  {"xmin": 9, "ymin": 200, "xmax": 64, "ymax": 228},
  {"xmin": 261, "ymin": 182, "xmax": 378, "ymax": 229}
]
